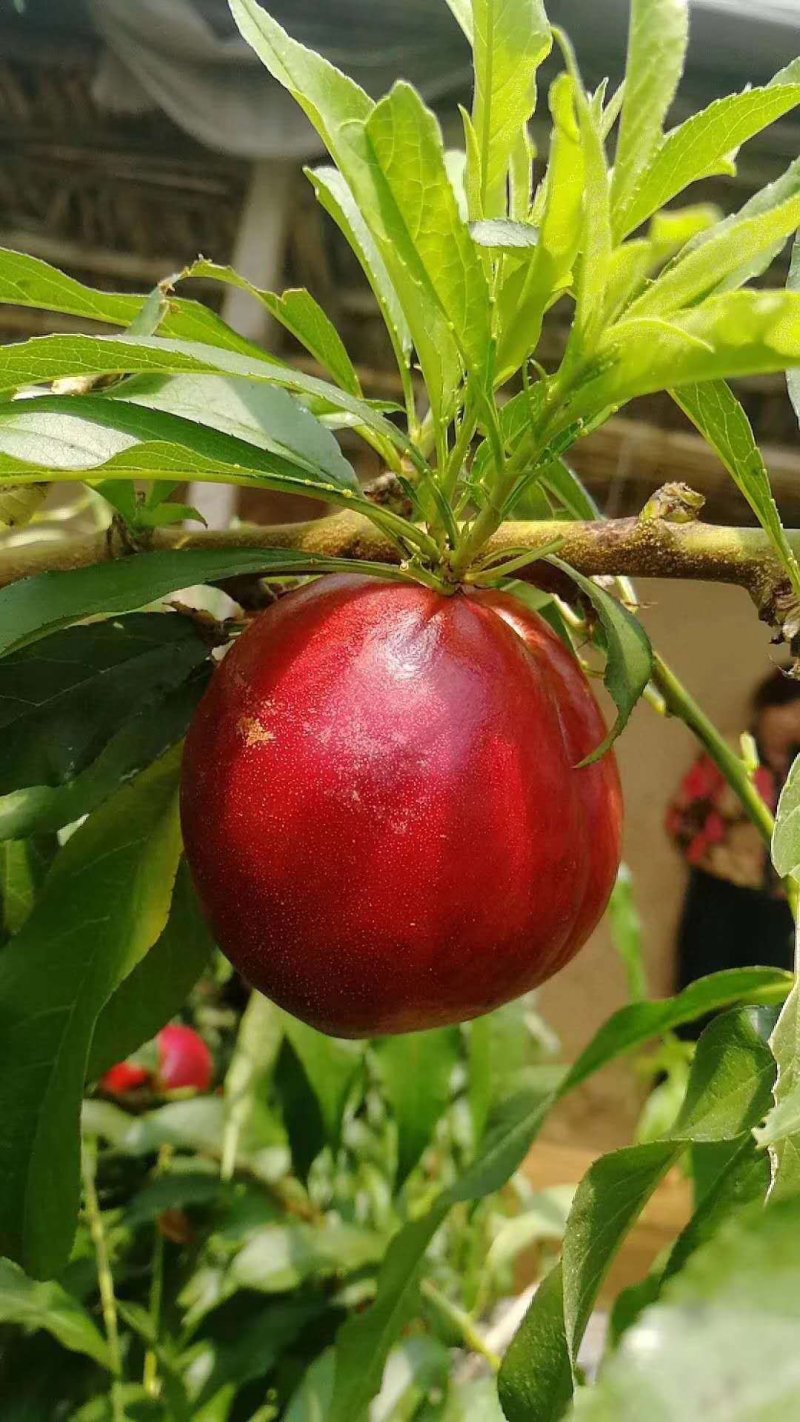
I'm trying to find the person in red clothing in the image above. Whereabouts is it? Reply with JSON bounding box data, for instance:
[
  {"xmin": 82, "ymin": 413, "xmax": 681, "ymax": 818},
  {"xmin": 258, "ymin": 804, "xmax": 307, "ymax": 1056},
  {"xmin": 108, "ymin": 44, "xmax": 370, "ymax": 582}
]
[{"xmin": 667, "ymin": 668, "xmax": 800, "ymax": 1023}]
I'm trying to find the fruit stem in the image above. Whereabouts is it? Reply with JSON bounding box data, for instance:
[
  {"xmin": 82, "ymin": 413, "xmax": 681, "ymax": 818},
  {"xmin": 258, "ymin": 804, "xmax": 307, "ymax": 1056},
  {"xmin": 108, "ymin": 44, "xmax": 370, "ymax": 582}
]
[
  {"xmin": 82, "ymin": 1138, "xmax": 126, "ymax": 1422},
  {"xmin": 420, "ymin": 1279, "xmax": 501, "ymax": 1372}
]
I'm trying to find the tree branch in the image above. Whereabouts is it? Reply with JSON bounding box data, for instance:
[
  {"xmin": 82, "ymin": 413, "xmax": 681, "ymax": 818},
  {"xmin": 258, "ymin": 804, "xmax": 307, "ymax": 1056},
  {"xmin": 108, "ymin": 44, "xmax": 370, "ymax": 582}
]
[{"xmin": 1, "ymin": 508, "xmax": 795, "ymax": 628}]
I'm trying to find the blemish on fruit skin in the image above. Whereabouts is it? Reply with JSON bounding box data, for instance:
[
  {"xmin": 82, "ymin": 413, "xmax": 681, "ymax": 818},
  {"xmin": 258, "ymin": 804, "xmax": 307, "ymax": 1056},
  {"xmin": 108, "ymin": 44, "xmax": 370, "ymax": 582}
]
[{"xmin": 238, "ymin": 715, "xmax": 275, "ymax": 748}]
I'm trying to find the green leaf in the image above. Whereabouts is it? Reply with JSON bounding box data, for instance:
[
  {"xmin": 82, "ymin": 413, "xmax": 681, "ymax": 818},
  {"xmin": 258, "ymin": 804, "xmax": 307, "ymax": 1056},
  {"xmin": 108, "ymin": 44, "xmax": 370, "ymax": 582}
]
[
  {"xmin": 228, "ymin": 1221, "xmax": 383, "ymax": 1296},
  {"xmin": 576, "ymin": 290, "xmax": 800, "ymax": 418},
  {"xmin": 191, "ymin": 1300, "xmax": 320, "ymax": 1414},
  {"xmin": 498, "ymin": 1263, "xmax": 572, "ymax": 1422},
  {"xmin": 0, "ymin": 1257, "xmax": 110, "ymax": 1367},
  {"xmin": 329, "ymin": 1202, "xmax": 452, "ymax": 1422},
  {"xmin": 673, "ymin": 381, "xmax": 800, "ymax": 591},
  {"xmin": 123, "ymin": 1171, "xmax": 224, "ymax": 1228},
  {"xmin": 547, "ymin": 556, "xmax": 653, "ymax": 762},
  {"xmin": 630, "ymin": 193, "xmax": 800, "ymax": 316},
  {"xmin": 184, "ymin": 265, "xmax": 362, "ymax": 396},
  {"xmin": 788, "ymin": 234, "xmax": 800, "ymax": 425},
  {"xmin": 331, "ymin": 972, "xmax": 785, "ymax": 1421},
  {"xmin": 280, "ymin": 1015, "xmax": 363, "ymax": 1148},
  {"xmin": 0, "ymin": 547, "xmax": 412, "ymax": 661},
  {"xmin": 306, "ymin": 164, "xmax": 412, "ymax": 369},
  {"xmin": 109, "ymin": 371, "xmax": 358, "ymax": 484},
  {"xmin": 496, "ymin": 78, "xmax": 584, "ymax": 376},
  {"xmin": 608, "ymin": 864, "xmax": 648, "ymax": 1001},
  {"xmin": 539, "ymin": 458, "xmax": 599, "ymax": 520},
  {"xmin": 772, "ymin": 753, "xmax": 800, "ymax": 878},
  {"xmin": 228, "ymin": 0, "xmax": 371, "ymax": 159},
  {"xmin": 572, "ymin": 78, "xmax": 613, "ymax": 347},
  {"xmin": 0, "ymin": 333, "xmax": 405, "ymax": 455},
  {"xmin": 222, "ymin": 993, "xmax": 284, "ymax": 1182},
  {"xmin": 365, "ymin": 82, "xmax": 492, "ymax": 376},
  {"xmin": 683, "ymin": 158, "xmax": 800, "ymax": 297},
  {"xmin": 374, "ymin": 1028, "xmax": 460, "ymax": 1183},
  {"xmin": 0, "ymin": 246, "xmax": 259, "ymax": 355},
  {"xmin": 87, "ymin": 861, "xmax": 214, "ymax": 1081},
  {"xmin": 614, "ymin": 83, "xmax": 800, "ymax": 239},
  {"xmin": 563, "ymin": 967, "xmax": 790, "ymax": 1097},
  {"xmin": 570, "ymin": 1198, "xmax": 800, "ymax": 1420},
  {"xmin": 468, "ymin": 997, "xmax": 552, "ymax": 1143},
  {"xmin": 563, "ymin": 1010, "xmax": 775, "ymax": 1368},
  {"xmin": 1, "ymin": 837, "xmax": 55, "ymax": 938},
  {"xmin": 471, "ymin": 220, "xmax": 540, "ymax": 251},
  {"xmin": 226, "ymin": 0, "xmax": 461, "ymax": 424},
  {"xmin": 0, "ymin": 667, "xmax": 207, "ymax": 842},
  {"xmin": 471, "ymin": 0, "xmax": 551, "ymax": 218},
  {"xmin": 0, "ymin": 749, "xmax": 182, "ymax": 1276},
  {"xmin": 0, "ymin": 610, "xmax": 209, "ymax": 805},
  {"xmin": 661, "ymin": 1135, "xmax": 769, "ymax": 1287},
  {"xmin": 0, "ymin": 388, "xmax": 360, "ymax": 504},
  {"xmin": 752, "ymin": 973, "xmax": 800, "ymax": 1196},
  {"xmin": 285, "ymin": 1347, "xmax": 335, "ymax": 1421},
  {"xmin": 443, "ymin": 0, "xmax": 473, "ymax": 42},
  {"xmin": 610, "ymin": 0, "xmax": 689, "ymax": 219}
]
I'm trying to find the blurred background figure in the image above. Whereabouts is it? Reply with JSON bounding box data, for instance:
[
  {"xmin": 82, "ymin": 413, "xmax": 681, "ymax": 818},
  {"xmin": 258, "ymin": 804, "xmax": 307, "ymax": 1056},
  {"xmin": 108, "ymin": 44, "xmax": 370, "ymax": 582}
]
[{"xmin": 667, "ymin": 668, "xmax": 800, "ymax": 1009}]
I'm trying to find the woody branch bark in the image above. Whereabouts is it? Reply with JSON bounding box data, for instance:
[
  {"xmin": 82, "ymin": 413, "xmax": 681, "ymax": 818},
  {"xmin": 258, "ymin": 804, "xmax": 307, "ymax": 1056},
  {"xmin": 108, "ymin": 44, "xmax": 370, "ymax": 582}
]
[{"xmin": 1, "ymin": 510, "xmax": 795, "ymax": 622}]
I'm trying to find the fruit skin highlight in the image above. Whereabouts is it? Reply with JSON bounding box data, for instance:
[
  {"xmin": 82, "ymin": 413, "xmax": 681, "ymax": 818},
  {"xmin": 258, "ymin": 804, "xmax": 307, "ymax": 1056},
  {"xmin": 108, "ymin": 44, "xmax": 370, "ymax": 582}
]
[{"xmin": 181, "ymin": 575, "xmax": 622, "ymax": 1038}]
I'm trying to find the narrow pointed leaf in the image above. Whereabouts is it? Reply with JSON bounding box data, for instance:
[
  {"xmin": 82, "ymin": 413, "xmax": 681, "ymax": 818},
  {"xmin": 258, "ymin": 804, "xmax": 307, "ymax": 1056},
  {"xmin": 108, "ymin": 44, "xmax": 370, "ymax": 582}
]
[
  {"xmin": 673, "ymin": 380, "xmax": 800, "ymax": 588},
  {"xmin": 0, "ymin": 1258, "xmax": 110, "ymax": 1367},
  {"xmin": 497, "ymin": 75, "xmax": 584, "ymax": 378},
  {"xmin": 611, "ymin": 0, "xmax": 689, "ymax": 217},
  {"xmin": 374, "ymin": 1028, "xmax": 460, "ymax": 1183},
  {"xmin": 548, "ymin": 556, "xmax": 653, "ymax": 761},
  {"xmin": 87, "ymin": 861, "xmax": 215, "ymax": 1081},
  {"xmin": 184, "ymin": 263, "xmax": 362, "ymax": 396},
  {"xmin": 0, "ymin": 547, "xmax": 411, "ymax": 660},
  {"xmin": 573, "ymin": 290, "xmax": 800, "ymax": 419},
  {"xmin": 0, "ymin": 333, "xmax": 406, "ymax": 454},
  {"xmin": 615, "ymin": 84, "xmax": 800, "ymax": 238},
  {"xmin": 498, "ymin": 1263, "xmax": 572, "ymax": 1422},
  {"xmin": 571, "ymin": 1199, "xmax": 800, "ymax": 1420},
  {"xmin": 472, "ymin": 0, "xmax": 551, "ymax": 218},
  {"xmin": 563, "ymin": 1010, "xmax": 775, "ymax": 1366},
  {"xmin": 631, "ymin": 194, "xmax": 800, "ymax": 316},
  {"xmin": 280, "ymin": 1015, "xmax": 363, "ymax": 1148},
  {"xmin": 307, "ymin": 164, "xmax": 412, "ymax": 367},
  {"xmin": 366, "ymin": 82, "xmax": 492, "ymax": 375},
  {"xmin": 0, "ymin": 246, "xmax": 258, "ymax": 354},
  {"xmin": 0, "ymin": 749, "xmax": 182, "ymax": 1275}
]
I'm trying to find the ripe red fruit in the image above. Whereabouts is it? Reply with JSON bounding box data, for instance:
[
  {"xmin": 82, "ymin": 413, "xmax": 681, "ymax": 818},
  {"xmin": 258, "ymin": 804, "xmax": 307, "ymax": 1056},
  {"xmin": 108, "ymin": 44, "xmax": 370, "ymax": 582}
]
[
  {"xmin": 99, "ymin": 1026, "xmax": 213, "ymax": 1096},
  {"xmin": 156, "ymin": 1025, "xmax": 214, "ymax": 1092},
  {"xmin": 100, "ymin": 1061, "xmax": 150, "ymax": 1096},
  {"xmin": 181, "ymin": 575, "xmax": 622, "ymax": 1037}
]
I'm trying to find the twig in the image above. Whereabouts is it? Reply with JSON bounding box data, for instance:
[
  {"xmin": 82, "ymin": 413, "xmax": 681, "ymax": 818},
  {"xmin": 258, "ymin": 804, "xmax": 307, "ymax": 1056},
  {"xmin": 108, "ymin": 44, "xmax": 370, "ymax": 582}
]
[
  {"xmin": 0, "ymin": 508, "xmax": 795, "ymax": 633},
  {"xmin": 421, "ymin": 1279, "xmax": 501, "ymax": 1372},
  {"xmin": 82, "ymin": 1138, "xmax": 126, "ymax": 1422}
]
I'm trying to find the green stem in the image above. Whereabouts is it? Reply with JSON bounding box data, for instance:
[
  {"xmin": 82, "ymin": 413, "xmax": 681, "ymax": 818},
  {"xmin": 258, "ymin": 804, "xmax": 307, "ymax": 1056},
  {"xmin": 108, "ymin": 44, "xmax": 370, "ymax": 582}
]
[
  {"xmin": 651, "ymin": 654, "xmax": 775, "ymax": 848},
  {"xmin": 82, "ymin": 1139, "xmax": 126, "ymax": 1422},
  {"xmin": 420, "ymin": 1279, "xmax": 501, "ymax": 1372},
  {"xmin": 652, "ymin": 653, "xmax": 798, "ymax": 915}
]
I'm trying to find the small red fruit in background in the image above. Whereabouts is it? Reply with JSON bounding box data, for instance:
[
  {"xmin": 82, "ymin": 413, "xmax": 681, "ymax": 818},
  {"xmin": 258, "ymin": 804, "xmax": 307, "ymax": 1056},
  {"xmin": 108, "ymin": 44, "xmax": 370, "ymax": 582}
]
[
  {"xmin": 156, "ymin": 1024, "xmax": 213, "ymax": 1092},
  {"xmin": 100, "ymin": 1061, "xmax": 150, "ymax": 1096},
  {"xmin": 181, "ymin": 575, "xmax": 622, "ymax": 1038},
  {"xmin": 100, "ymin": 1026, "xmax": 213, "ymax": 1096}
]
